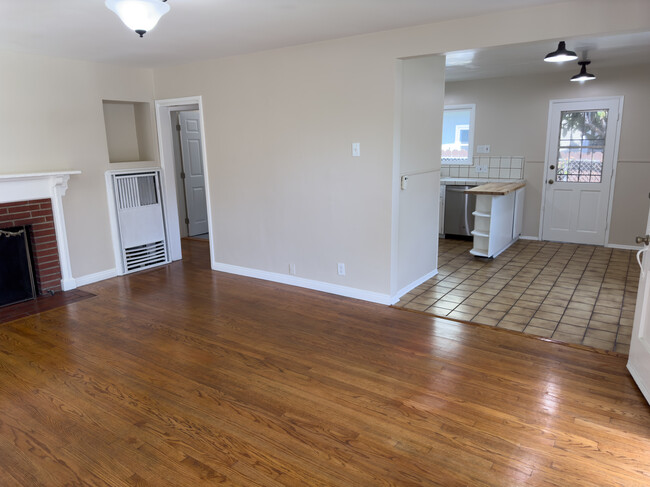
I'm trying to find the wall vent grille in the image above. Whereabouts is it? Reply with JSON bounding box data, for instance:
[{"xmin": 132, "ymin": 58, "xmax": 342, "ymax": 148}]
[{"xmin": 110, "ymin": 170, "xmax": 169, "ymax": 274}]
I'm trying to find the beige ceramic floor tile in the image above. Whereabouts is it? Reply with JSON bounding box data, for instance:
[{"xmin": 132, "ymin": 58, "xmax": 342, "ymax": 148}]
[
  {"xmin": 395, "ymin": 238, "xmax": 636, "ymax": 353},
  {"xmin": 555, "ymin": 323, "xmax": 587, "ymax": 337},
  {"xmin": 583, "ymin": 337, "xmax": 615, "ymax": 350},
  {"xmin": 497, "ymin": 321, "xmax": 526, "ymax": 332},
  {"xmin": 614, "ymin": 343, "xmax": 630, "ymax": 354},
  {"xmin": 523, "ymin": 326, "xmax": 554, "ymax": 338}
]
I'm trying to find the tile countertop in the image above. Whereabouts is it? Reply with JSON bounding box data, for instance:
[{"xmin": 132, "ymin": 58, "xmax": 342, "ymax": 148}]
[{"xmin": 441, "ymin": 178, "xmax": 525, "ymax": 186}]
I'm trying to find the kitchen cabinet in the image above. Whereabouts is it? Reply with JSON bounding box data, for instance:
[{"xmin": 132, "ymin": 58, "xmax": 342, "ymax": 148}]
[{"xmin": 465, "ymin": 182, "xmax": 525, "ymax": 258}]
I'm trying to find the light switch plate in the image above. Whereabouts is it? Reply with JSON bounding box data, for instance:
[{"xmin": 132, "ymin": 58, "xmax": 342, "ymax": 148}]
[{"xmin": 352, "ymin": 142, "xmax": 360, "ymax": 157}]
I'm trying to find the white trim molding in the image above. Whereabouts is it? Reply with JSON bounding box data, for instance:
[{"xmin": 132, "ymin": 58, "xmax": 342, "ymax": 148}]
[
  {"xmin": 212, "ymin": 260, "xmax": 394, "ymax": 305},
  {"xmin": 0, "ymin": 171, "xmax": 81, "ymax": 291},
  {"xmin": 606, "ymin": 243, "xmax": 644, "ymax": 251},
  {"xmin": 75, "ymin": 268, "xmax": 118, "ymax": 287},
  {"xmin": 391, "ymin": 269, "xmax": 438, "ymax": 303},
  {"xmin": 155, "ymin": 96, "xmax": 214, "ymax": 265}
]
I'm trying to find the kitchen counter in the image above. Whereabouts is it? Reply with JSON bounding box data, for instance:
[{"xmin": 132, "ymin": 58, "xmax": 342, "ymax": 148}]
[
  {"xmin": 465, "ymin": 181, "xmax": 526, "ymax": 195},
  {"xmin": 441, "ymin": 177, "xmax": 521, "ymax": 184},
  {"xmin": 466, "ymin": 183, "xmax": 526, "ymax": 258}
]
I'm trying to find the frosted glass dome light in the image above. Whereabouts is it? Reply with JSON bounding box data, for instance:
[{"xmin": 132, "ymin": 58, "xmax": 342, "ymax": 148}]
[{"xmin": 105, "ymin": 0, "xmax": 170, "ymax": 37}]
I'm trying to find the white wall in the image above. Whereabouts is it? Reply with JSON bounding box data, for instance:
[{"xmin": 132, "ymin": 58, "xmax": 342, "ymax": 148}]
[
  {"xmin": 1, "ymin": 0, "xmax": 649, "ymax": 297},
  {"xmin": 153, "ymin": 0, "xmax": 650, "ymax": 298},
  {"xmin": 394, "ymin": 55, "xmax": 445, "ymax": 294},
  {"xmin": 445, "ymin": 64, "xmax": 650, "ymax": 245},
  {"xmin": 0, "ymin": 50, "xmax": 157, "ymax": 278}
]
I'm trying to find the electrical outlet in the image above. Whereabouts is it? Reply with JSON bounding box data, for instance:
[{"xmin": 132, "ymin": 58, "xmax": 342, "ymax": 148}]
[
  {"xmin": 289, "ymin": 263, "xmax": 296, "ymax": 275},
  {"xmin": 477, "ymin": 144, "xmax": 491, "ymax": 154},
  {"xmin": 337, "ymin": 263, "xmax": 346, "ymax": 276},
  {"xmin": 475, "ymin": 165, "xmax": 488, "ymax": 173}
]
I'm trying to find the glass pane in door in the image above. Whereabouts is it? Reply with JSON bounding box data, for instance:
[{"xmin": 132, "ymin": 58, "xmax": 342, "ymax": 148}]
[{"xmin": 556, "ymin": 109, "xmax": 608, "ymax": 183}]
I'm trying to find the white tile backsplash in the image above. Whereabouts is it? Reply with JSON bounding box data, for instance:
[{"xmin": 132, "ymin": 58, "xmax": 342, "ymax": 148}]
[{"xmin": 442, "ymin": 156, "xmax": 525, "ymax": 181}]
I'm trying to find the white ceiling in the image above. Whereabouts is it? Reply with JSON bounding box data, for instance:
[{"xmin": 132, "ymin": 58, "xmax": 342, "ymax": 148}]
[
  {"xmin": 0, "ymin": 0, "xmax": 564, "ymax": 67},
  {"xmin": 445, "ymin": 32, "xmax": 650, "ymax": 82}
]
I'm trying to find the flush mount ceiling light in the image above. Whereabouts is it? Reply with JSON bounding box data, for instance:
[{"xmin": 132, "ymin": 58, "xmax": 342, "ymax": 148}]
[
  {"xmin": 105, "ymin": 0, "xmax": 170, "ymax": 37},
  {"xmin": 570, "ymin": 61, "xmax": 596, "ymax": 82},
  {"xmin": 544, "ymin": 41, "xmax": 578, "ymax": 63}
]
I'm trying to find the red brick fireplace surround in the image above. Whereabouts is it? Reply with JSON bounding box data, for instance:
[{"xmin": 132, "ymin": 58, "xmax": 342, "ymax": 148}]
[
  {"xmin": 0, "ymin": 171, "xmax": 79, "ymax": 294},
  {"xmin": 0, "ymin": 199, "xmax": 62, "ymax": 294}
]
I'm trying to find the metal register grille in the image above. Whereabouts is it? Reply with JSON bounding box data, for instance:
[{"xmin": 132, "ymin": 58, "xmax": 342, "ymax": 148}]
[{"xmin": 112, "ymin": 171, "xmax": 169, "ymax": 274}]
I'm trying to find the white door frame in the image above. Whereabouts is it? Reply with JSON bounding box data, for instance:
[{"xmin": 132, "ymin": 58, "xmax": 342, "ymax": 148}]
[
  {"xmin": 539, "ymin": 96, "xmax": 624, "ymax": 244},
  {"xmin": 155, "ymin": 96, "xmax": 214, "ymax": 263}
]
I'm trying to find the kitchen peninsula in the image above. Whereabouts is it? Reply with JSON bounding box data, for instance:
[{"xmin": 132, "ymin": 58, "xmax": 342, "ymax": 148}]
[{"xmin": 465, "ymin": 181, "xmax": 526, "ymax": 258}]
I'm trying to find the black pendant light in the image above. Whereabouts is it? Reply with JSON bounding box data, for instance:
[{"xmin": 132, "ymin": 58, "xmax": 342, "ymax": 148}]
[
  {"xmin": 570, "ymin": 61, "xmax": 596, "ymax": 82},
  {"xmin": 544, "ymin": 41, "xmax": 578, "ymax": 63}
]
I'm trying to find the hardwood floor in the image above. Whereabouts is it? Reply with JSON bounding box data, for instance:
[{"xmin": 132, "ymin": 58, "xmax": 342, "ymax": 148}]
[
  {"xmin": 1, "ymin": 239, "xmax": 649, "ymax": 486},
  {"xmin": 0, "ymin": 288, "xmax": 95, "ymax": 325}
]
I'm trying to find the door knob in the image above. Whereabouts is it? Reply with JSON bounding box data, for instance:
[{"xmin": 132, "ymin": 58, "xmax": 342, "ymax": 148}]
[
  {"xmin": 550, "ymin": 165, "xmax": 555, "ymax": 170},
  {"xmin": 547, "ymin": 179, "xmax": 554, "ymax": 184},
  {"xmin": 636, "ymin": 235, "xmax": 650, "ymax": 245}
]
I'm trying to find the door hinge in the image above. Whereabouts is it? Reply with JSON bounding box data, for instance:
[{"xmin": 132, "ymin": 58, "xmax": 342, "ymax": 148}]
[
  {"xmin": 185, "ymin": 217, "xmax": 190, "ymax": 225},
  {"xmin": 180, "ymin": 172, "xmax": 186, "ymax": 179},
  {"xmin": 176, "ymin": 124, "xmax": 181, "ymax": 131}
]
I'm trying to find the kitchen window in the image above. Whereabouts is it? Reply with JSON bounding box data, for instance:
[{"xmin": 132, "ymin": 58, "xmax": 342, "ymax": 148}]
[{"xmin": 442, "ymin": 104, "xmax": 475, "ymax": 164}]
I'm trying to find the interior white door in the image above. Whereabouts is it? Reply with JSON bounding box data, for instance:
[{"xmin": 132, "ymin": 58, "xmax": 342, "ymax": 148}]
[
  {"xmin": 542, "ymin": 98, "xmax": 622, "ymax": 245},
  {"xmin": 179, "ymin": 110, "xmax": 208, "ymax": 236},
  {"xmin": 627, "ymin": 201, "xmax": 650, "ymax": 405}
]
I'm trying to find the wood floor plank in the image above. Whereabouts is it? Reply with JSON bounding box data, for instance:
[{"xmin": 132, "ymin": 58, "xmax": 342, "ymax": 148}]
[{"xmin": 0, "ymin": 239, "xmax": 649, "ymax": 485}]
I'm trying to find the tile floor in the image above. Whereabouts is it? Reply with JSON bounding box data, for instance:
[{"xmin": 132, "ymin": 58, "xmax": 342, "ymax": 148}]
[{"xmin": 395, "ymin": 238, "xmax": 640, "ymax": 354}]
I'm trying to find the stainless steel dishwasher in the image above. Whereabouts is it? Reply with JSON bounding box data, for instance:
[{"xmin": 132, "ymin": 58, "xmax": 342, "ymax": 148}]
[{"xmin": 444, "ymin": 185, "xmax": 477, "ymax": 237}]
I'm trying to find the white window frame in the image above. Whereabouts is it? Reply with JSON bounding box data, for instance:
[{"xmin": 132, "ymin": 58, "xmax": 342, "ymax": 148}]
[{"xmin": 442, "ymin": 104, "xmax": 475, "ymax": 165}]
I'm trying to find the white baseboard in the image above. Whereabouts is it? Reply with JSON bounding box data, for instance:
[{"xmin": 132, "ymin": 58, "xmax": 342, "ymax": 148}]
[
  {"xmin": 606, "ymin": 243, "xmax": 643, "ymax": 251},
  {"xmin": 520, "ymin": 236, "xmax": 640, "ymax": 250},
  {"xmin": 212, "ymin": 261, "xmax": 393, "ymax": 305},
  {"xmin": 74, "ymin": 268, "xmax": 118, "ymax": 287},
  {"xmin": 391, "ymin": 269, "xmax": 438, "ymax": 303},
  {"xmin": 60, "ymin": 277, "xmax": 77, "ymax": 291}
]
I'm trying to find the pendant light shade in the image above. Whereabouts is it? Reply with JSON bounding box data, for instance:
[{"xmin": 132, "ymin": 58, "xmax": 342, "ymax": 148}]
[
  {"xmin": 570, "ymin": 61, "xmax": 596, "ymax": 82},
  {"xmin": 544, "ymin": 41, "xmax": 578, "ymax": 63},
  {"xmin": 105, "ymin": 0, "xmax": 170, "ymax": 37}
]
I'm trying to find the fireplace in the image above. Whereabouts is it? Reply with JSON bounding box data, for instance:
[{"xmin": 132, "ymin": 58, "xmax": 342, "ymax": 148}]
[
  {"xmin": 0, "ymin": 225, "xmax": 36, "ymax": 307},
  {"xmin": 0, "ymin": 199, "xmax": 63, "ymax": 303},
  {"xmin": 0, "ymin": 171, "xmax": 80, "ymax": 294}
]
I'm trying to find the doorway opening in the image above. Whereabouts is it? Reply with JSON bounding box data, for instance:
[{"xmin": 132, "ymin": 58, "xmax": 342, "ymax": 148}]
[{"xmin": 155, "ymin": 97, "xmax": 213, "ymax": 266}]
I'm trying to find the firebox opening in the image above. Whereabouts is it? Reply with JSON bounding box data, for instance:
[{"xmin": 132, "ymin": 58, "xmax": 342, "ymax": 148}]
[{"xmin": 0, "ymin": 225, "xmax": 37, "ymax": 308}]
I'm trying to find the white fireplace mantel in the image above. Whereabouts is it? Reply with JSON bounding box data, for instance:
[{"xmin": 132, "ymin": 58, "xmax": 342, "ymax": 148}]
[{"xmin": 0, "ymin": 171, "xmax": 81, "ymax": 291}]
